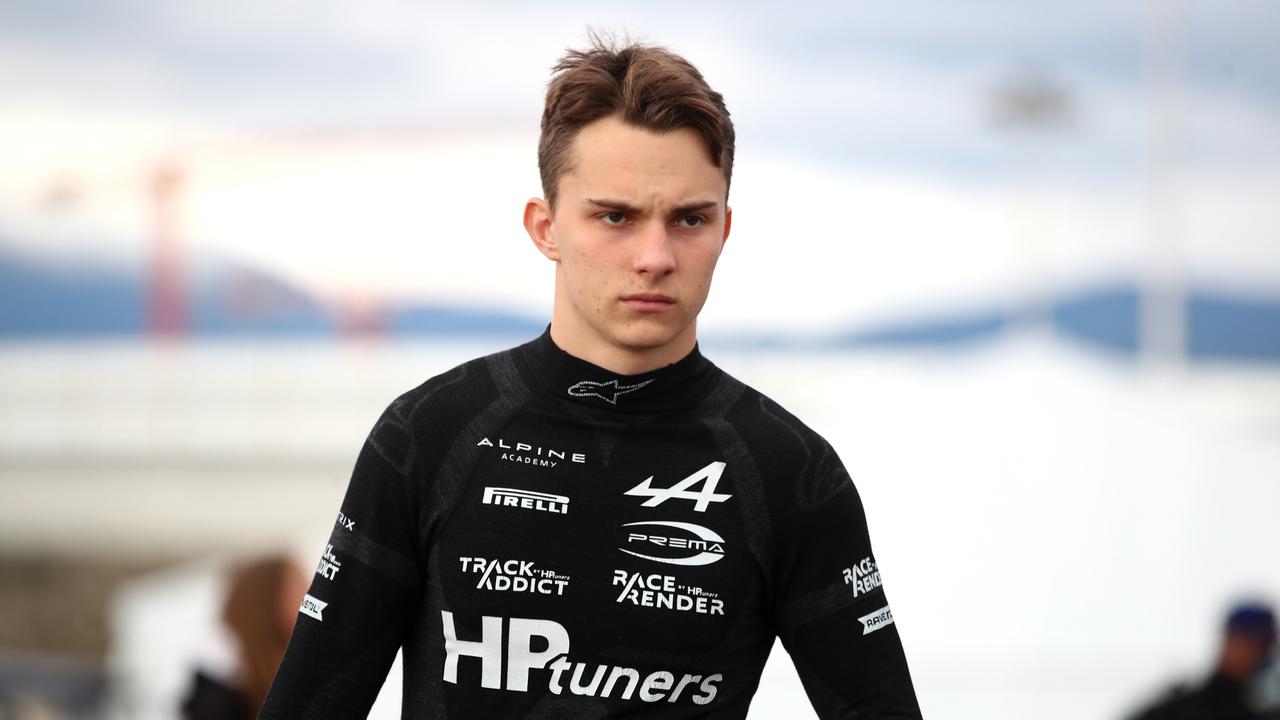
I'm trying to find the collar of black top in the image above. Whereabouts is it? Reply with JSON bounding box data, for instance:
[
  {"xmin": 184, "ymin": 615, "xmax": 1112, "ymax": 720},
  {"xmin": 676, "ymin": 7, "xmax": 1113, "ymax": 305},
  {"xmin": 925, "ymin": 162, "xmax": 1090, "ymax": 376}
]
[{"xmin": 517, "ymin": 324, "xmax": 716, "ymax": 413}]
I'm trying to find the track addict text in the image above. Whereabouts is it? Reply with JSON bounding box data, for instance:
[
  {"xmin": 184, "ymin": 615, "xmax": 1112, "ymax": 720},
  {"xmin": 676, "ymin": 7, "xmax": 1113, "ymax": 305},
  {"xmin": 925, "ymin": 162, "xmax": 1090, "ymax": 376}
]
[{"xmin": 441, "ymin": 612, "xmax": 722, "ymax": 705}]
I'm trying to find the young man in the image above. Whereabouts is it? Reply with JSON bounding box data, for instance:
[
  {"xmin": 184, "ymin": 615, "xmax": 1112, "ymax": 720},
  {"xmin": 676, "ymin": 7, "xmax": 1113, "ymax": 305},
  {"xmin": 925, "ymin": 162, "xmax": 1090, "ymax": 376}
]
[{"xmin": 261, "ymin": 37, "xmax": 922, "ymax": 719}]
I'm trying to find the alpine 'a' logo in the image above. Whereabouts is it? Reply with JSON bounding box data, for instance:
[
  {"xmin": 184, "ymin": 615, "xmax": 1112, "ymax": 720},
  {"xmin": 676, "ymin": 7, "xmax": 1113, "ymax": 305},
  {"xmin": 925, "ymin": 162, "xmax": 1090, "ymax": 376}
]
[
  {"xmin": 625, "ymin": 461, "xmax": 730, "ymax": 512},
  {"xmin": 567, "ymin": 378, "xmax": 654, "ymax": 404},
  {"xmin": 620, "ymin": 520, "xmax": 726, "ymax": 566}
]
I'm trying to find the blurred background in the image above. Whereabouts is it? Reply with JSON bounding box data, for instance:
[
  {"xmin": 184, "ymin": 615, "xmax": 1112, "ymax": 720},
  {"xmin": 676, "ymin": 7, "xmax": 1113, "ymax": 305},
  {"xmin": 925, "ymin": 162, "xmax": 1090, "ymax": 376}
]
[{"xmin": 1, "ymin": 0, "xmax": 1278, "ymax": 718}]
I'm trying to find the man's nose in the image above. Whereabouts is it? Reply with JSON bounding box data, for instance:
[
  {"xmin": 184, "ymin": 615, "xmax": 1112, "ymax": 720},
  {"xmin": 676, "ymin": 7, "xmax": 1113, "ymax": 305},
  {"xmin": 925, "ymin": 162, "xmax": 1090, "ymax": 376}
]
[{"xmin": 632, "ymin": 221, "xmax": 677, "ymax": 276}]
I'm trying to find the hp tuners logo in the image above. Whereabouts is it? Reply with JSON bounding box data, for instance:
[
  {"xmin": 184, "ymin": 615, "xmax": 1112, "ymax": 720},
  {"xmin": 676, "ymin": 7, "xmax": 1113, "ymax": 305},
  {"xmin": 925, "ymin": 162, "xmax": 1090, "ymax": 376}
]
[
  {"xmin": 440, "ymin": 612, "xmax": 722, "ymax": 704},
  {"xmin": 620, "ymin": 520, "xmax": 725, "ymax": 566}
]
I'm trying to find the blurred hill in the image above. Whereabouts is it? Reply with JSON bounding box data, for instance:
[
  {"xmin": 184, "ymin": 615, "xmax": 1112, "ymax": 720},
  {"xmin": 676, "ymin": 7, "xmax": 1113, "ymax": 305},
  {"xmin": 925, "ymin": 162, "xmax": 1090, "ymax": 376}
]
[
  {"xmin": 0, "ymin": 244, "xmax": 544, "ymax": 339},
  {"xmin": 0, "ymin": 243, "xmax": 1277, "ymax": 362}
]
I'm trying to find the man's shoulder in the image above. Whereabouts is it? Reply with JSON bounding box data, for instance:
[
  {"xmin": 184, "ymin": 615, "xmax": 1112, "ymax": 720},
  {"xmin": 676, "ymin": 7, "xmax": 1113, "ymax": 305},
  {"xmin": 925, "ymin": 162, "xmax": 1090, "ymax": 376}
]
[
  {"xmin": 709, "ymin": 365, "xmax": 848, "ymax": 505},
  {"xmin": 710, "ymin": 365, "xmax": 832, "ymax": 453},
  {"xmin": 380, "ymin": 339, "xmax": 532, "ymax": 434}
]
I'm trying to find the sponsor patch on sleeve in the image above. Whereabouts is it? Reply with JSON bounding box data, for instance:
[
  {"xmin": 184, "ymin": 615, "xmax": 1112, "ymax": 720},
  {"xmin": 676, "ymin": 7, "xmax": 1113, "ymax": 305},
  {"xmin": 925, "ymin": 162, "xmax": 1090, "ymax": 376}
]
[
  {"xmin": 857, "ymin": 605, "xmax": 894, "ymax": 635},
  {"xmin": 300, "ymin": 593, "xmax": 328, "ymax": 622}
]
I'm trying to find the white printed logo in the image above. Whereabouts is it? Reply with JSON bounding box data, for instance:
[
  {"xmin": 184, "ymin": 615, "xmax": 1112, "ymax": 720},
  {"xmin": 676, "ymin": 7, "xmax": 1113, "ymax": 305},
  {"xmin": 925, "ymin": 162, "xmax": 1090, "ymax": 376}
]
[
  {"xmin": 459, "ymin": 557, "xmax": 570, "ymax": 596},
  {"xmin": 316, "ymin": 544, "xmax": 342, "ymax": 581},
  {"xmin": 477, "ymin": 437, "xmax": 587, "ymax": 468},
  {"xmin": 483, "ymin": 487, "xmax": 569, "ymax": 514},
  {"xmin": 858, "ymin": 605, "xmax": 894, "ymax": 635},
  {"xmin": 440, "ymin": 611, "xmax": 722, "ymax": 704},
  {"xmin": 842, "ymin": 556, "xmax": 882, "ymax": 598},
  {"xmin": 612, "ymin": 570, "xmax": 724, "ymax": 616},
  {"xmin": 300, "ymin": 594, "xmax": 327, "ymax": 622},
  {"xmin": 625, "ymin": 461, "xmax": 730, "ymax": 512},
  {"xmin": 336, "ymin": 511, "xmax": 355, "ymax": 532},
  {"xmin": 620, "ymin": 520, "xmax": 725, "ymax": 566},
  {"xmin": 567, "ymin": 378, "xmax": 655, "ymax": 404}
]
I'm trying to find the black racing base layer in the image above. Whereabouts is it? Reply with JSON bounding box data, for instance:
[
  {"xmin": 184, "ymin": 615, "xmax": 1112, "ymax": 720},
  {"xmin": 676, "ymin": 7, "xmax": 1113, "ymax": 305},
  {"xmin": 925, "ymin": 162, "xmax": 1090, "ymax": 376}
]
[{"xmin": 261, "ymin": 327, "xmax": 921, "ymax": 719}]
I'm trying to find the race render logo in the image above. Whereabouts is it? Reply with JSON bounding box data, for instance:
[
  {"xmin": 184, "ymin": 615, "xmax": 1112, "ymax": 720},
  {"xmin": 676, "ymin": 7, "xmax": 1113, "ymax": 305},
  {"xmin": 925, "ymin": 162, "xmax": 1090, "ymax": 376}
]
[
  {"xmin": 613, "ymin": 570, "xmax": 724, "ymax": 616},
  {"xmin": 842, "ymin": 556, "xmax": 882, "ymax": 598},
  {"xmin": 476, "ymin": 437, "xmax": 586, "ymax": 469},
  {"xmin": 440, "ymin": 611, "xmax": 722, "ymax": 705},
  {"xmin": 483, "ymin": 487, "xmax": 569, "ymax": 515},
  {"xmin": 316, "ymin": 543, "xmax": 342, "ymax": 581},
  {"xmin": 460, "ymin": 557, "xmax": 570, "ymax": 596},
  {"xmin": 620, "ymin": 520, "xmax": 725, "ymax": 566}
]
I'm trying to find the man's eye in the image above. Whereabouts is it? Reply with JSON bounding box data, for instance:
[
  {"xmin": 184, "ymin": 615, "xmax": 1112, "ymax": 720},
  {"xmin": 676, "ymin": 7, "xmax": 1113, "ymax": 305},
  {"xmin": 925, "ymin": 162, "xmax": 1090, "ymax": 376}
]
[
  {"xmin": 601, "ymin": 212, "xmax": 627, "ymax": 226},
  {"xmin": 676, "ymin": 215, "xmax": 705, "ymax": 228}
]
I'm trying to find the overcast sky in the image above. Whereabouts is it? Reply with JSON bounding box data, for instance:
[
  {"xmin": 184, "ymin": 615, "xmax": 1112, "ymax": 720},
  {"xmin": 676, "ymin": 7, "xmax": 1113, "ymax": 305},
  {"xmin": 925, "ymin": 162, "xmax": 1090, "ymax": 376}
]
[{"xmin": 1, "ymin": 0, "xmax": 1277, "ymax": 330}]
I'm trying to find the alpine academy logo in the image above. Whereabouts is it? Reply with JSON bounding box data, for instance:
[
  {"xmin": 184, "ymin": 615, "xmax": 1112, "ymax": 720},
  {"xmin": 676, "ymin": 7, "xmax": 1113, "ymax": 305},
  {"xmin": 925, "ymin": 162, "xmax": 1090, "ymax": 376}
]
[
  {"xmin": 483, "ymin": 487, "xmax": 569, "ymax": 514},
  {"xmin": 620, "ymin": 520, "xmax": 726, "ymax": 566},
  {"xmin": 476, "ymin": 437, "xmax": 587, "ymax": 467},
  {"xmin": 567, "ymin": 378, "xmax": 654, "ymax": 404},
  {"xmin": 625, "ymin": 461, "xmax": 730, "ymax": 512}
]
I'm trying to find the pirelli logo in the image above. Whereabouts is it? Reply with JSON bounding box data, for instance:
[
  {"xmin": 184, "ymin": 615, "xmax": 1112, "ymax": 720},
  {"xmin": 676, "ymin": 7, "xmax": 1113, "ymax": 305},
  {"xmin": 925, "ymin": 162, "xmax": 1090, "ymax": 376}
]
[{"xmin": 482, "ymin": 487, "xmax": 569, "ymax": 515}]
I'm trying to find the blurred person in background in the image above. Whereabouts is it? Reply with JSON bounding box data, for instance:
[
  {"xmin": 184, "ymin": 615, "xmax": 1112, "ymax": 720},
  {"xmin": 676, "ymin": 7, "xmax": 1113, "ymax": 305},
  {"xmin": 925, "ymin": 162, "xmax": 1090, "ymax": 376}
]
[
  {"xmin": 1127, "ymin": 601, "xmax": 1277, "ymax": 720},
  {"xmin": 259, "ymin": 31, "xmax": 921, "ymax": 719},
  {"xmin": 181, "ymin": 555, "xmax": 307, "ymax": 720}
]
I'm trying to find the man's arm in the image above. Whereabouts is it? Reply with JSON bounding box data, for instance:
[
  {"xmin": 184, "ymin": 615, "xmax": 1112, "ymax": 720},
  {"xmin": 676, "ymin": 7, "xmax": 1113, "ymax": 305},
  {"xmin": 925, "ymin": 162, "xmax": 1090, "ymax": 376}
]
[
  {"xmin": 773, "ymin": 443, "xmax": 922, "ymax": 718},
  {"xmin": 260, "ymin": 395, "xmax": 424, "ymax": 719}
]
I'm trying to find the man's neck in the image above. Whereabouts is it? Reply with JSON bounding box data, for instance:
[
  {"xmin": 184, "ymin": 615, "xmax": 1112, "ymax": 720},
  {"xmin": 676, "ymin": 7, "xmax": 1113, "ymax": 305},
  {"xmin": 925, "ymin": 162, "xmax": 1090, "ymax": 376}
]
[{"xmin": 548, "ymin": 317, "xmax": 697, "ymax": 376}]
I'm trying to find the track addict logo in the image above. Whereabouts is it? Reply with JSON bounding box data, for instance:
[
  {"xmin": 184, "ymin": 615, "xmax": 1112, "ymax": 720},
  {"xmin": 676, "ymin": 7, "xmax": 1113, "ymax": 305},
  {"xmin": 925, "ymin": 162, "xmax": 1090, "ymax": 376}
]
[
  {"xmin": 459, "ymin": 557, "xmax": 570, "ymax": 596},
  {"xmin": 315, "ymin": 544, "xmax": 342, "ymax": 581},
  {"xmin": 477, "ymin": 437, "xmax": 586, "ymax": 468},
  {"xmin": 613, "ymin": 570, "xmax": 724, "ymax": 616},
  {"xmin": 619, "ymin": 520, "xmax": 726, "ymax": 566},
  {"xmin": 441, "ymin": 611, "xmax": 722, "ymax": 705},
  {"xmin": 566, "ymin": 378, "xmax": 654, "ymax": 404}
]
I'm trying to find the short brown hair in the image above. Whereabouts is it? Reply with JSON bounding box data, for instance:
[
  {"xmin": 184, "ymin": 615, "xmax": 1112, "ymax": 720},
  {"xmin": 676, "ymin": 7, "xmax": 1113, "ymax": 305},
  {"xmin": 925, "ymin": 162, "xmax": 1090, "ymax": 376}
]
[{"xmin": 537, "ymin": 33, "xmax": 735, "ymax": 211}]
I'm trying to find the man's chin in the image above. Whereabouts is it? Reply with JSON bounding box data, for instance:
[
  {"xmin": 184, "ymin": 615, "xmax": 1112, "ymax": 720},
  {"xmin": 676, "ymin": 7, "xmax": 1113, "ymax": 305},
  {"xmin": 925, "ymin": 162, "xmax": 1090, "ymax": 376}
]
[{"xmin": 608, "ymin": 318, "xmax": 690, "ymax": 352}]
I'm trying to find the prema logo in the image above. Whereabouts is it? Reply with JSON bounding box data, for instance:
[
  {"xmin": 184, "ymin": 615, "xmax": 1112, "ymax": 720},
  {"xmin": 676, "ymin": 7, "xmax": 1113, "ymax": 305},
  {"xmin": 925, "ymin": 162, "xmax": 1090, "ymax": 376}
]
[
  {"xmin": 440, "ymin": 611, "xmax": 722, "ymax": 705},
  {"xmin": 619, "ymin": 520, "xmax": 726, "ymax": 566}
]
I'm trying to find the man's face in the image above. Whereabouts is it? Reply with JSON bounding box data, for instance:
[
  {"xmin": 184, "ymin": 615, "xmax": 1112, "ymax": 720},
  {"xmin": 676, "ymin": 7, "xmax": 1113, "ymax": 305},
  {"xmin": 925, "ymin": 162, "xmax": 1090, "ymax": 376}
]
[{"xmin": 537, "ymin": 114, "xmax": 731, "ymax": 355}]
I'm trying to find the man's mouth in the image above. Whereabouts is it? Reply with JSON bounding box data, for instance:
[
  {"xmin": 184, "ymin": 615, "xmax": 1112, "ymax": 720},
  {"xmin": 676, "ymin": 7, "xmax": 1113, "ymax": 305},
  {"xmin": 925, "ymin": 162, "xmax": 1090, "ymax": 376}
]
[{"xmin": 621, "ymin": 293, "xmax": 676, "ymax": 312}]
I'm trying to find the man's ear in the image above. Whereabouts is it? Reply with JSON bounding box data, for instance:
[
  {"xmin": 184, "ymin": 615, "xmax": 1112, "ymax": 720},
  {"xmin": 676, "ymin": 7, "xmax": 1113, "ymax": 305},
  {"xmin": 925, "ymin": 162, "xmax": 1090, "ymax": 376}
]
[
  {"xmin": 524, "ymin": 197, "xmax": 559, "ymax": 261},
  {"xmin": 721, "ymin": 205, "xmax": 732, "ymax": 248}
]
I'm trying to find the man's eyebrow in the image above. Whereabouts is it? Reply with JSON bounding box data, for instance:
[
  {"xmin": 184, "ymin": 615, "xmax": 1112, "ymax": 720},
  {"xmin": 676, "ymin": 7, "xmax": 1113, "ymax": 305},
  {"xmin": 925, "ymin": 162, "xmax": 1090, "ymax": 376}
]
[{"xmin": 584, "ymin": 198, "xmax": 720, "ymax": 215}]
